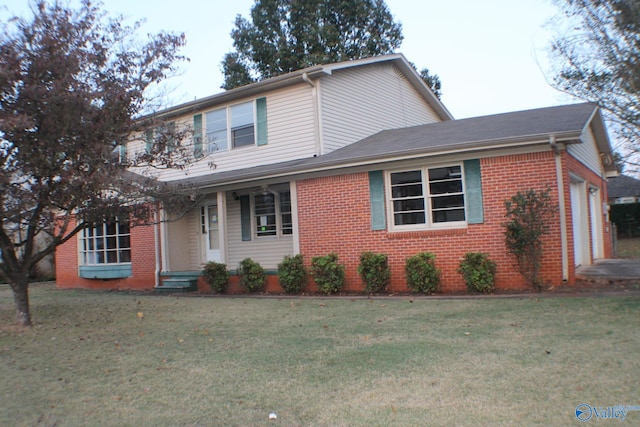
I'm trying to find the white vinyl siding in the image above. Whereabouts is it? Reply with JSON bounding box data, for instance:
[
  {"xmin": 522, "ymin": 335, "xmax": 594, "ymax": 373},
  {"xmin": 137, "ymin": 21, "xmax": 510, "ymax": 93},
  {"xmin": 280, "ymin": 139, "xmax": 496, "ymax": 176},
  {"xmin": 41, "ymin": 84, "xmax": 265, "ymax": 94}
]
[
  {"xmin": 225, "ymin": 192, "xmax": 294, "ymax": 269},
  {"xmin": 568, "ymin": 126, "xmax": 604, "ymax": 176},
  {"xmin": 320, "ymin": 63, "xmax": 442, "ymax": 153},
  {"xmin": 166, "ymin": 208, "xmax": 201, "ymax": 271},
  {"xmin": 157, "ymin": 85, "xmax": 317, "ymax": 181}
]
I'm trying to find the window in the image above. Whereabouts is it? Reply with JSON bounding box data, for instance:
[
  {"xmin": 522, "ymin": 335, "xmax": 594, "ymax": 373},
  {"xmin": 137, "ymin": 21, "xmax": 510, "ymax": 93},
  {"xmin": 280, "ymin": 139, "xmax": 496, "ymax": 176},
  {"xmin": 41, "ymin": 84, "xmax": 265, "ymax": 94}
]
[
  {"xmin": 253, "ymin": 191, "xmax": 292, "ymax": 238},
  {"xmin": 255, "ymin": 193, "xmax": 277, "ymax": 237},
  {"xmin": 197, "ymin": 97, "xmax": 268, "ymax": 154},
  {"xmin": 231, "ymin": 102, "xmax": 255, "ymax": 148},
  {"xmin": 205, "ymin": 108, "xmax": 227, "ymax": 152},
  {"xmin": 144, "ymin": 122, "xmax": 176, "ymax": 153},
  {"xmin": 280, "ymin": 192, "xmax": 292, "ymax": 235},
  {"xmin": 80, "ymin": 218, "xmax": 131, "ymax": 265},
  {"xmin": 389, "ymin": 165, "xmax": 466, "ymax": 229}
]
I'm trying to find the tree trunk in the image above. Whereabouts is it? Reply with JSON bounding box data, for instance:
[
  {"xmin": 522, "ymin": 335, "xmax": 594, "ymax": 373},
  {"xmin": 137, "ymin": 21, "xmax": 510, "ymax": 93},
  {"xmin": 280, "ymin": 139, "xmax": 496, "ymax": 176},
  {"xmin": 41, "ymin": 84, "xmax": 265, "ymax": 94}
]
[{"xmin": 12, "ymin": 279, "xmax": 32, "ymax": 327}]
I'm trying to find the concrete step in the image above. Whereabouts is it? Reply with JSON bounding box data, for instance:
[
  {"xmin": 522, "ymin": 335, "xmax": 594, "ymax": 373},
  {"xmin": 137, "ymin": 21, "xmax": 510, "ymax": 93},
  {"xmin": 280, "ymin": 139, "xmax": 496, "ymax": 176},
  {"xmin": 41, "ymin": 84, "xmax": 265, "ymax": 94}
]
[{"xmin": 154, "ymin": 278, "xmax": 198, "ymax": 293}]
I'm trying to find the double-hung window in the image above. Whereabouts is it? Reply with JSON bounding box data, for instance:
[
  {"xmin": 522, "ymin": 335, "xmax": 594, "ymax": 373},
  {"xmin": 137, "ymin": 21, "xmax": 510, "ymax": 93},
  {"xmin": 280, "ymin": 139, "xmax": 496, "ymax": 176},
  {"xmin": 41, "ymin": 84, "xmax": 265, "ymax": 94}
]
[
  {"xmin": 389, "ymin": 165, "xmax": 466, "ymax": 229},
  {"xmin": 230, "ymin": 102, "xmax": 255, "ymax": 148},
  {"xmin": 79, "ymin": 218, "xmax": 131, "ymax": 265},
  {"xmin": 205, "ymin": 109, "xmax": 228, "ymax": 153},
  {"xmin": 201, "ymin": 99, "xmax": 266, "ymax": 153},
  {"xmin": 253, "ymin": 191, "xmax": 292, "ymax": 238}
]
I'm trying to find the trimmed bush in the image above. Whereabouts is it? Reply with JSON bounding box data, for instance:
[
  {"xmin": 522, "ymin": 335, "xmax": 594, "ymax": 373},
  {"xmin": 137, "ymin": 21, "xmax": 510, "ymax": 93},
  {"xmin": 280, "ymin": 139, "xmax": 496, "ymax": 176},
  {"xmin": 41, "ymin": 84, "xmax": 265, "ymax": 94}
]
[
  {"xmin": 310, "ymin": 253, "xmax": 345, "ymax": 295},
  {"xmin": 405, "ymin": 252, "xmax": 441, "ymax": 293},
  {"xmin": 278, "ymin": 254, "xmax": 307, "ymax": 294},
  {"xmin": 457, "ymin": 252, "xmax": 497, "ymax": 293},
  {"xmin": 357, "ymin": 251, "xmax": 390, "ymax": 293},
  {"xmin": 238, "ymin": 258, "xmax": 265, "ymax": 293},
  {"xmin": 503, "ymin": 187, "xmax": 555, "ymax": 291},
  {"xmin": 202, "ymin": 261, "xmax": 230, "ymax": 293}
]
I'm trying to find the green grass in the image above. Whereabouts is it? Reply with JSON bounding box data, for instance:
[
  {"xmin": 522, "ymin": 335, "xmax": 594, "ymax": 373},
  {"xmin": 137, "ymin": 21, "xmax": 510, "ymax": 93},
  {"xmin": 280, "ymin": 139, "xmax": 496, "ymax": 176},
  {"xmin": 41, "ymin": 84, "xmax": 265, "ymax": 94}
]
[
  {"xmin": 1, "ymin": 284, "xmax": 640, "ymax": 426},
  {"xmin": 617, "ymin": 237, "xmax": 640, "ymax": 258}
]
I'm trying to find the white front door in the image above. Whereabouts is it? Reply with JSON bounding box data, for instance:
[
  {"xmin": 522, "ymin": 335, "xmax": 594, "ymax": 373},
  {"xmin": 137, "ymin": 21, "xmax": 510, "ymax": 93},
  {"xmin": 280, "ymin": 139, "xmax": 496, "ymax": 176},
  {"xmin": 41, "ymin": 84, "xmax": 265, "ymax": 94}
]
[{"xmin": 203, "ymin": 203, "xmax": 221, "ymax": 263}]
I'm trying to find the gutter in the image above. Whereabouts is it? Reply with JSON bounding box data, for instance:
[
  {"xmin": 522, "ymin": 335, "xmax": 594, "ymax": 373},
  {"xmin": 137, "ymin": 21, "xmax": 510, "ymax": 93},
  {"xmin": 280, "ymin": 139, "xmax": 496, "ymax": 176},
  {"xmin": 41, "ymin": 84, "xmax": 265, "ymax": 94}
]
[
  {"xmin": 302, "ymin": 72, "xmax": 323, "ymax": 156},
  {"xmin": 154, "ymin": 207, "xmax": 160, "ymax": 287},
  {"xmin": 551, "ymin": 136, "xmax": 569, "ymax": 282},
  {"xmin": 172, "ymin": 133, "xmax": 582, "ymax": 191}
]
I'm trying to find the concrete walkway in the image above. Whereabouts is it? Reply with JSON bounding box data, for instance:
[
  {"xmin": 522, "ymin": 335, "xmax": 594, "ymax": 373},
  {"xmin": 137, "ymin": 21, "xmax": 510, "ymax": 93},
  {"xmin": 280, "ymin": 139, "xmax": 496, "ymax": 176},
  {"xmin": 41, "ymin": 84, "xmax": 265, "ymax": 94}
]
[{"xmin": 576, "ymin": 259, "xmax": 640, "ymax": 282}]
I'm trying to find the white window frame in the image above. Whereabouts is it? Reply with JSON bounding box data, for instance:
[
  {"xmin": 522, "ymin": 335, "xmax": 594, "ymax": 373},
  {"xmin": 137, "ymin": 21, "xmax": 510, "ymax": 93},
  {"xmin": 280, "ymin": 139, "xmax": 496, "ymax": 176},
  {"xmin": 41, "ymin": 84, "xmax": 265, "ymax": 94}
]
[
  {"xmin": 79, "ymin": 218, "xmax": 132, "ymax": 266},
  {"xmin": 204, "ymin": 100, "xmax": 256, "ymax": 153},
  {"xmin": 252, "ymin": 191, "xmax": 292, "ymax": 238},
  {"xmin": 386, "ymin": 163, "xmax": 467, "ymax": 231}
]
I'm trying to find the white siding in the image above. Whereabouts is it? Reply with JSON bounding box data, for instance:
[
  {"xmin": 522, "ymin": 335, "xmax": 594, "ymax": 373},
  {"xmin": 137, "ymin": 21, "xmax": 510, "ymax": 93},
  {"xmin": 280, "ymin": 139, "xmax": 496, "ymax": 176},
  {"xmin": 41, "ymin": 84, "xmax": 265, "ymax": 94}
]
[
  {"xmin": 320, "ymin": 63, "xmax": 442, "ymax": 153},
  {"xmin": 568, "ymin": 125, "xmax": 604, "ymax": 176},
  {"xmin": 166, "ymin": 208, "xmax": 200, "ymax": 271},
  {"xmin": 225, "ymin": 192, "xmax": 294, "ymax": 270},
  {"xmin": 157, "ymin": 84, "xmax": 318, "ymax": 182}
]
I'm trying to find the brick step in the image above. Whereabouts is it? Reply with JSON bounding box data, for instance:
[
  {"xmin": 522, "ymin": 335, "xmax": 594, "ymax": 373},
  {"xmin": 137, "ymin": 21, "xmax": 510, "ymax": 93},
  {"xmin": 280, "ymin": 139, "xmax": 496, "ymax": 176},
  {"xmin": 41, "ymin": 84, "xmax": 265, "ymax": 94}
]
[{"xmin": 154, "ymin": 278, "xmax": 198, "ymax": 293}]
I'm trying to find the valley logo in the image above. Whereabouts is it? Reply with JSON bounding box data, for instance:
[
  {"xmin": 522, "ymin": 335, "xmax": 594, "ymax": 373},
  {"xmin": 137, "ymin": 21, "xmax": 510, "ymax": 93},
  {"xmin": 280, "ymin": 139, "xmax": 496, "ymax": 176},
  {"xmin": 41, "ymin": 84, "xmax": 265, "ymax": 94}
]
[{"xmin": 575, "ymin": 403, "xmax": 640, "ymax": 422}]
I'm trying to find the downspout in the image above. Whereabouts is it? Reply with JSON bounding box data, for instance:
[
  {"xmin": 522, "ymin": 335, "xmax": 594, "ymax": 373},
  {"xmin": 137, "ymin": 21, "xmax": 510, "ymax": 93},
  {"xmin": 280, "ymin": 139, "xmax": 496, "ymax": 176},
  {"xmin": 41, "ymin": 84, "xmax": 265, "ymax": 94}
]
[
  {"xmin": 154, "ymin": 206, "xmax": 160, "ymax": 288},
  {"xmin": 551, "ymin": 136, "xmax": 569, "ymax": 282},
  {"xmin": 302, "ymin": 72, "xmax": 322, "ymax": 157}
]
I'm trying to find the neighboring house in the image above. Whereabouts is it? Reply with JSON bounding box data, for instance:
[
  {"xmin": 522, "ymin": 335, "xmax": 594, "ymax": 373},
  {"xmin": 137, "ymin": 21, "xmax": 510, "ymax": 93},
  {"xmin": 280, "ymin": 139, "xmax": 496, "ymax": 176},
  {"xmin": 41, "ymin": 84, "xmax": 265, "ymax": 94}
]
[
  {"xmin": 55, "ymin": 54, "xmax": 617, "ymax": 293},
  {"xmin": 607, "ymin": 175, "xmax": 640, "ymax": 237},
  {"xmin": 608, "ymin": 175, "xmax": 640, "ymax": 205}
]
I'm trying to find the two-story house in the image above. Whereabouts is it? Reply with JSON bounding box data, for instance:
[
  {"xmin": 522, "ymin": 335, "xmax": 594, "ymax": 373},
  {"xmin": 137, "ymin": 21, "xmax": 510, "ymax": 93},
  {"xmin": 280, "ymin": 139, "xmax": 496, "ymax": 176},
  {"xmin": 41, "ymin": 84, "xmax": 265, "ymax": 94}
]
[{"xmin": 55, "ymin": 54, "xmax": 617, "ymax": 293}]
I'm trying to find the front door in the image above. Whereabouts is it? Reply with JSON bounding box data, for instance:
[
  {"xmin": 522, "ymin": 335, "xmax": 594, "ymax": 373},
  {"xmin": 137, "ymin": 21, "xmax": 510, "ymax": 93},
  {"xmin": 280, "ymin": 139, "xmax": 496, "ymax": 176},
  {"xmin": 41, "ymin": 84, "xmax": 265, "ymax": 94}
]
[{"xmin": 203, "ymin": 203, "xmax": 221, "ymax": 263}]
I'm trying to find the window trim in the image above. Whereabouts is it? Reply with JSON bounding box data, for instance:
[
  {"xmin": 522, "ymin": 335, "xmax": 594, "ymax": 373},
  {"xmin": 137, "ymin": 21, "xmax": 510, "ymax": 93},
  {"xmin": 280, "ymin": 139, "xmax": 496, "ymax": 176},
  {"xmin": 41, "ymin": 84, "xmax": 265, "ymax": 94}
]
[
  {"xmin": 251, "ymin": 190, "xmax": 292, "ymax": 239},
  {"xmin": 203, "ymin": 100, "xmax": 257, "ymax": 153},
  {"xmin": 385, "ymin": 163, "xmax": 467, "ymax": 231},
  {"xmin": 79, "ymin": 218, "xmax": 132, "ymax": 266}
]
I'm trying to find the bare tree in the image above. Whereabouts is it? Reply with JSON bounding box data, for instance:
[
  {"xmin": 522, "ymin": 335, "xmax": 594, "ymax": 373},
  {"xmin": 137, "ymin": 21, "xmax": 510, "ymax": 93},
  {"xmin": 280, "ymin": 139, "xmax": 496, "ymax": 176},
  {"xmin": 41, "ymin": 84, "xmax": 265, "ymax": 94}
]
[
  {"xmin": 0, "ymin": 1, "xmax": 196, "ymax": 327},
  {"xmin": 548, "ymin": 0, "xmax": 640, "ymax": 173}
]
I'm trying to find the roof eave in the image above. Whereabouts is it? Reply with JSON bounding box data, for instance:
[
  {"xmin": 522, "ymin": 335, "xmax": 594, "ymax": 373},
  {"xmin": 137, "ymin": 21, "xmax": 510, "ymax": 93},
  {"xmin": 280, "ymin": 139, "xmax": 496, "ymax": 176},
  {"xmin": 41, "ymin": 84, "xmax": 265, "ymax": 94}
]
[{"xmin": 181, "ymin": 132, "xmax": 581, "ymax": 191}]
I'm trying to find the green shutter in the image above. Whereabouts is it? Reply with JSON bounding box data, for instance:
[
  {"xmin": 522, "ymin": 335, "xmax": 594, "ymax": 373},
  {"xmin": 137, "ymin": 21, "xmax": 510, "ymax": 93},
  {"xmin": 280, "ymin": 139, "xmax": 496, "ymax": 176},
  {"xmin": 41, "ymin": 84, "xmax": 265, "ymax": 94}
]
[
  {"xmin": 369, "ymin": 171, "xmax": 386, "ymax": 230},
  {"xmin": 145, "ymin": 129, "xmax": 154, "ymax": 153},
  {"xmin": 240, "ymin": 195, "xmax": 252, "ymax": 241},
  {"xmin": 256, "ymin": 97, "xmax": 268, "ymax": 146},
  {"xmin": 119, "ymin": 144, "xmax": 127, "ymax": 163},
  {"xmin": 193, "ymin": 114, "xmax": 203, "ymax": 157},
  {"xmin": 464, "ymin": 159, "xmax": 484, "ymax": 224}
]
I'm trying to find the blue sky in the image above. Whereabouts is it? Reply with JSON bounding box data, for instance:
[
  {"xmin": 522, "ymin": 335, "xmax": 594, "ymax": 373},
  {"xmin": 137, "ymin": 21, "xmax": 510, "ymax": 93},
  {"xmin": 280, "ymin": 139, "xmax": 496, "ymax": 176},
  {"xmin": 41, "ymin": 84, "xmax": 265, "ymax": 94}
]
[{"xmin": 3, "ymin": 0, "xmax": 572, "ymax": 119}]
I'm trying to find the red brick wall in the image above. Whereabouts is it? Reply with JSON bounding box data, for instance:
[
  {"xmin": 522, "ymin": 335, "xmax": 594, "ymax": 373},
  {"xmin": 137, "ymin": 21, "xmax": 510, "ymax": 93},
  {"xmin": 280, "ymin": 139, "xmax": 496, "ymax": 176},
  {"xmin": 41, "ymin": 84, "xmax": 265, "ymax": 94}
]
[
  {"xmin": 56, "ymin": 217, "xmax": 158, "ymax": 290},
  {"xmin": 297, "ymin": 152, "xmax": 571, "ymax": 292}
]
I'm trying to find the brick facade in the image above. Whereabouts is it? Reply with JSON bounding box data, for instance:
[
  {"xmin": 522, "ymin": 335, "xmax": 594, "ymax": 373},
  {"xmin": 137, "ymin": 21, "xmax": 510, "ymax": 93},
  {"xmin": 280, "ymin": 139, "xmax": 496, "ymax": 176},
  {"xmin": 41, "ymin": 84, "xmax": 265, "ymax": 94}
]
[
  {"xmin": 296, "ymin": 151, "xmax": 611, "ymax": 293},
  {"xmin": 56, "ymin": 217, "xmax": 158, "ymax": 290},
  {"xmin": 55, "ymin": 150, "xmax": 612, "ymax": 293}
]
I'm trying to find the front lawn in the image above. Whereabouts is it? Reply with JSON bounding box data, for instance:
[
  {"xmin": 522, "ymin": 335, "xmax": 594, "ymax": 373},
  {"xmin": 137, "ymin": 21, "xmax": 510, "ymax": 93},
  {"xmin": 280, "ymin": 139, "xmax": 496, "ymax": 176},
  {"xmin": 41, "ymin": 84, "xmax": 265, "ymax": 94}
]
[{"xmin": 1, "ymin": 284, "xmax": 639, "ymax": 426}]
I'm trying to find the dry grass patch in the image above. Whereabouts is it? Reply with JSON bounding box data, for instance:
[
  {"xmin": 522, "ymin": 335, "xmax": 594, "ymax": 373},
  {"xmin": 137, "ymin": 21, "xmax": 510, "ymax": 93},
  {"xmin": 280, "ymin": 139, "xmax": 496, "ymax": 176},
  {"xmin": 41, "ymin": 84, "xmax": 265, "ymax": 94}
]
[{"xmin": 0, "ymin": 284, "xmax": 639, "ymax": 426}]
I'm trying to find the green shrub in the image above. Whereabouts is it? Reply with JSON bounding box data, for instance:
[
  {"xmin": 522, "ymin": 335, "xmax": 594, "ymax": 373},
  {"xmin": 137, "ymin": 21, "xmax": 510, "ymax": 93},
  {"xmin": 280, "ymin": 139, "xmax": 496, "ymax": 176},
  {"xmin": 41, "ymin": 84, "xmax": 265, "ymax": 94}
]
[
  {"xmin": 310, "ymin": 253, "xmax": 345, "ymax": 295},
  {"xmin": 202, "ymin": 261, "xmax": 230, "ymax": 293},
  {"xmin": 357, "ymin": 251, "xmax": 390, "ymax": 293},
  {"xmin": 503, "ymin": 187, "xmax": 555, "ymax": 291},
  {"xmin": 238, "ymin": 258, "xmax": 265, "ymax": 293},
  {"xmin": 278, "ymin": 254, "xmax": 307, "ymax": 294},
  {"xmin": 405, "ymin": 252, "xmax": 440, "ymax": 293},
  {"xmin": 457, "ymin": 252, "xmax": 497, "ymax": 293}
]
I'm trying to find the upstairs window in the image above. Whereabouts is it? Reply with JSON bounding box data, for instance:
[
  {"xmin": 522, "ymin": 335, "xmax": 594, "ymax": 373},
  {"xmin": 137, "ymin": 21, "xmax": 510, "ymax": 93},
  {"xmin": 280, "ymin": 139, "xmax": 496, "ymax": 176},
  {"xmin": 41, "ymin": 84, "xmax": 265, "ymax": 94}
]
[
  {"xmin": 197, "ymin": 97, "xmax": 267, "ymax": 155},
  {"xmin": 230, "ymin": 102, "xmax": 255, "ymax": 148},
  {"xmin": 205, "ymin": 108, "xmax": 228, "ymax": 152}
]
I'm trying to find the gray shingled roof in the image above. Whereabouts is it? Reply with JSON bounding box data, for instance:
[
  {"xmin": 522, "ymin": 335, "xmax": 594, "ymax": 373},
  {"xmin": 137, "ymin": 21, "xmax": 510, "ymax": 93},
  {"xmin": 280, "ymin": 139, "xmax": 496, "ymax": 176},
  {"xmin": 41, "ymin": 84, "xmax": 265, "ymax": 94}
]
[
  {"xmin": 608, "ymin": 175, "xmax": 640, "ymax": 199},
  {"xmin": 174, "ymin": 103, "xmax": 600, "ymax": 189}
]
